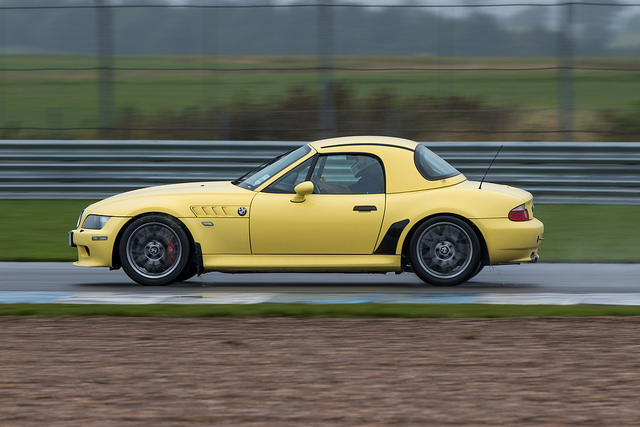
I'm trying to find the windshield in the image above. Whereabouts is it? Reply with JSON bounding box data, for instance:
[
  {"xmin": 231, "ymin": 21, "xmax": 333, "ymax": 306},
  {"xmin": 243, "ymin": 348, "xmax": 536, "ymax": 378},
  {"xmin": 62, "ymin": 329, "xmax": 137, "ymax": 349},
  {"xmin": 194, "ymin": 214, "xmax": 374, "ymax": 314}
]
[
  {"xmin": 234, "ymin": 145, "xmax": 311, "ymax": 190},
  {"xmin": 414, "ymin": 144, "xmax": 460, "ymax": 180}
]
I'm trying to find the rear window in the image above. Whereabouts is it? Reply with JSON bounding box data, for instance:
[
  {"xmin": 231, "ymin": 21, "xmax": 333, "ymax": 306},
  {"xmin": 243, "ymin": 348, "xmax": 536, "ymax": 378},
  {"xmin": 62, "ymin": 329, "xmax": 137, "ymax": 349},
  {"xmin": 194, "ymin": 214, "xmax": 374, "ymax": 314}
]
[{"xmin": 414, "ymin": 144, "xmax": 460, "ymax": 180}]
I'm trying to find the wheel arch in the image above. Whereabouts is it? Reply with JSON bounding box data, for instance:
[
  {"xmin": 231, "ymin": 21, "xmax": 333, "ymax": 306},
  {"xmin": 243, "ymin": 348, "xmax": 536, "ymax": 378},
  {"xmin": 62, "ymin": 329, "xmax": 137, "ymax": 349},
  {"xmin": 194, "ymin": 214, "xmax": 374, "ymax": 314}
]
[
  {"xmin": 400, "ymin": 213, "xmax": 489, "ymax": 269},
  {"xmin": 111, "ymin": 212, "xmax": 199, "ymax": 270}
]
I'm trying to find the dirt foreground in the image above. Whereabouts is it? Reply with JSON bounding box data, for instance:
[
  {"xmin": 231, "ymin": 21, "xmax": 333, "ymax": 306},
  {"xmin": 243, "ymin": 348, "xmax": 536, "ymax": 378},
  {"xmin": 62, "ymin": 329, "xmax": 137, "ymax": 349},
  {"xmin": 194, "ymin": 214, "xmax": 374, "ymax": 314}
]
[{"xmin": 2, "ymin": 316, "xmax": 640, "ymax": 426}]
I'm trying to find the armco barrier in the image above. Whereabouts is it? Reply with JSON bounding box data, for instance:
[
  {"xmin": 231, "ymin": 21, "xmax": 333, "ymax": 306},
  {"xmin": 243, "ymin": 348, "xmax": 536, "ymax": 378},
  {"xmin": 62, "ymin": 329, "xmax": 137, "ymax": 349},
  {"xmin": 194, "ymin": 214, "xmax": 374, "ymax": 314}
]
[{"xmin": 1, "ymin": 140, "xmax": 639, "ymax": 204}]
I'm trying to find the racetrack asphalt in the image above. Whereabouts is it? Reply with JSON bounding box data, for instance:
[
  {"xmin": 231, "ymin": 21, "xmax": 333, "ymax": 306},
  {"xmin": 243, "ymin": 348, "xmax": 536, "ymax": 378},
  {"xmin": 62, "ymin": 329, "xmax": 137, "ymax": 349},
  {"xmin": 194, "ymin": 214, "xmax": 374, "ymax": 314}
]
[{"xmin": 1, "ymin": 262, "xmax": 639, "ymax": 305}]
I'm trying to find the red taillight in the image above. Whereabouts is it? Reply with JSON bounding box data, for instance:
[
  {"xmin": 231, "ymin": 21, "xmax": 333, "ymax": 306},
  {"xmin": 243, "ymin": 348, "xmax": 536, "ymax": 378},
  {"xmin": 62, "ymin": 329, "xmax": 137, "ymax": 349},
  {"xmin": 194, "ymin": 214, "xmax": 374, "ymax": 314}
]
[{"xmin": 508, "ymin": 204, "xmax": 530, "ymax": 221}]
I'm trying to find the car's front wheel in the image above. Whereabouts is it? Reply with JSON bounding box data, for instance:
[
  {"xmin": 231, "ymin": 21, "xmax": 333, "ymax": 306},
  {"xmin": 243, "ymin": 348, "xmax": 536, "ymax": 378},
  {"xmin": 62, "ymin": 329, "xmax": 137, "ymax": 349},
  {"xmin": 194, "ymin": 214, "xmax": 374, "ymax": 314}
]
[
  {"xmin": 119, "ymin": 214, "xmax": 191, "ymax": 286},
  {"xmin": 409, "ymin": 216, "xmax": 481, "ymax": 286}
]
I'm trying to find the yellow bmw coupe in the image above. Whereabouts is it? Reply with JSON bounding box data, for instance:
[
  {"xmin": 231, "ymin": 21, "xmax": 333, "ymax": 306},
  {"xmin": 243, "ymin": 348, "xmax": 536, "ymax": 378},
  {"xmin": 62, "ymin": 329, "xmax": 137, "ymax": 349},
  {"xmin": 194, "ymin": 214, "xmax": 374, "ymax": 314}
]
[{"xmin": 69, "ymin": 136, "xmax": 543, "ymax": 286}]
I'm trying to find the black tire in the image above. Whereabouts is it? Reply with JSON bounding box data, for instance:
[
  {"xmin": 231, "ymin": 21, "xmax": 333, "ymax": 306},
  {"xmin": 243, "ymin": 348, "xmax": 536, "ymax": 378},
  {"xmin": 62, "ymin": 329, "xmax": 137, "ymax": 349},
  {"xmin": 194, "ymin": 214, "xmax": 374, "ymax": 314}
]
[
  {"xmin": 175, "ymin": 263, "xmax": 198, "ymax": 283},
  {"xmin": 469, "ymin": 261, "xmax": 485, "ymax": 280},
  {"xmin": 409, "ymin": 216, "xmax": 481, "ymax": 286},
  {"xmin": 119, "ymin": 214, "xmax": 191, "ymax": 286}
]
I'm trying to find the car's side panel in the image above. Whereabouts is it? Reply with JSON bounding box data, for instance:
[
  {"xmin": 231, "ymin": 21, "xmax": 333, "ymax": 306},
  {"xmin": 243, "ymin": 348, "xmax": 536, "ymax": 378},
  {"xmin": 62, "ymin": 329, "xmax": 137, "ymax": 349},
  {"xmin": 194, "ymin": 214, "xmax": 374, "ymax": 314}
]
[
  {"xmin": 201, "ymin": 254, "xmax": 401, "ymax": 273},
  {"xmin": 184, "ymin": 197, "xmax": 256, "ymax": 255},
  {"xmin": 376, "ymin": 181, "xmax": 542, "ymax": 264},
  {"xmin": 73, "ymin": 183, "xmax": 258, "ymax": 267},
  {"xmin": 249, "ymin": 192, "xmax": 385, "ymax": 254},
  {"xmin": 376, "ymin": 188, "xmax": 486, "ymax": 255},
  {"xmin": 182, "ymin": 217, "xmax": 251, "ymax": 255}
]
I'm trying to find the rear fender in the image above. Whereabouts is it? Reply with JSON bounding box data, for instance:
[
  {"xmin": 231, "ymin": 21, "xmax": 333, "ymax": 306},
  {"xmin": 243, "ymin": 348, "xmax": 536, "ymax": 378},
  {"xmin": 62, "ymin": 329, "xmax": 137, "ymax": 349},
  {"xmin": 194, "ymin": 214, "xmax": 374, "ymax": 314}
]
[{"xmin": 400, "ymin": 213, "xmax": 489, "ymax": 270}]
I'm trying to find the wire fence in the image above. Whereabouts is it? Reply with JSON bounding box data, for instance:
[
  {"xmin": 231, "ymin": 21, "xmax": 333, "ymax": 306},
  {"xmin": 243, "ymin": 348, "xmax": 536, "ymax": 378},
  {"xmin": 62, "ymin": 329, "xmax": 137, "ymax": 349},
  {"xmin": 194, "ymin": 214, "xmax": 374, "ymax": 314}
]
[{"xmin": 1, "ymin": 1, "xmax": 640, "ymax": 141}]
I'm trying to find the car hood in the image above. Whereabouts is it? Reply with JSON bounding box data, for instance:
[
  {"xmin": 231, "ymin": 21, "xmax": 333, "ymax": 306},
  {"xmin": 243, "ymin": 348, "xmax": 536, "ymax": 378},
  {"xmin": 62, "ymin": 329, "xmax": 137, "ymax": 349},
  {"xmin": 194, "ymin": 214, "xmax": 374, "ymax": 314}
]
[
  {"xmin": 85, "ymin": 181, "xmax": 256, "ymax": 218},
  {"xmin": 101, "ymin": 181, "xmax": 242, "ymax": 201}
]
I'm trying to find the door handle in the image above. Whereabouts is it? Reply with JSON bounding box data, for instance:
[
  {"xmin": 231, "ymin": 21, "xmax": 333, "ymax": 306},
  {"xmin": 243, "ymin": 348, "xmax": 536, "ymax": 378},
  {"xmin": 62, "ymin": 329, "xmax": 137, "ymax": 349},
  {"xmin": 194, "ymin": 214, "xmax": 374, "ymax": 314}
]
[{"xmin": 353, "ymin": 205, "xmax": 377, "ymax": 212}]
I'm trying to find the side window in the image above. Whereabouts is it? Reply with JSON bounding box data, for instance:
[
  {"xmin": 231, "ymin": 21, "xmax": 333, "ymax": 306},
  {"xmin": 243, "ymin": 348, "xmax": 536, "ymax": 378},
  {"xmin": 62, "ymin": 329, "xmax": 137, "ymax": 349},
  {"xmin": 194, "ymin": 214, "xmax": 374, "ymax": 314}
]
[
  {"xmin": 262, "ymin": 158, "xmax": 313, "ymax": 194},
  {"xmin": 311, "ymin": 154, "xmax": 384, "ymax": 195}
]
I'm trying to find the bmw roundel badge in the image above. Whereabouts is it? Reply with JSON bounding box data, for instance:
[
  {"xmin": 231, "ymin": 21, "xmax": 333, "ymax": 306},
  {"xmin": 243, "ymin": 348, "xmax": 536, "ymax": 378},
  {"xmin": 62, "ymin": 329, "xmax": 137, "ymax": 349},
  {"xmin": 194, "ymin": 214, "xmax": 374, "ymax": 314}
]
[{"xmin": 237, "ymin": 207, "xmax": 247, "ymax": 216}]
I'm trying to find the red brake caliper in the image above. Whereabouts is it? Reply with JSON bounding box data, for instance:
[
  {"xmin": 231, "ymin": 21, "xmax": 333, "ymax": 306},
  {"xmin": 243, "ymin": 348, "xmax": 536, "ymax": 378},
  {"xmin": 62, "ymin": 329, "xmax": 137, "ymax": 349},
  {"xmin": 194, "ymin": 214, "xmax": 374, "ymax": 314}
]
[{"xmin": 166, "ymin": 237, "xmax": 176, "ymax": 264}]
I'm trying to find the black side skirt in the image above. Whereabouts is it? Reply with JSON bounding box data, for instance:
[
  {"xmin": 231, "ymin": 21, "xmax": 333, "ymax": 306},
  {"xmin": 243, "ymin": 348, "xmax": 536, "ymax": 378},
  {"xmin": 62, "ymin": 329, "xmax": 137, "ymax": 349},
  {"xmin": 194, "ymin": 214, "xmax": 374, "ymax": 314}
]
[
  {"xmin": 374, "ymin": 219, "xmax": 410, "ymax": 255},
  {"xmin": 194, "ymin": 242, "xmax": 205, "ymax": 276}
]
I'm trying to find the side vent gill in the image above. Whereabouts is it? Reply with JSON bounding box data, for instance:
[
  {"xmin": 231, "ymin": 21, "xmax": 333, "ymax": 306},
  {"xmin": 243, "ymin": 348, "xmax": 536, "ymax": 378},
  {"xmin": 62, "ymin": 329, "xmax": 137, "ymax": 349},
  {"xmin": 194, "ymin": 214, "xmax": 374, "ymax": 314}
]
[{"xmin": 190, "ymin": 205, "xmax": 249, "ymax": 218}]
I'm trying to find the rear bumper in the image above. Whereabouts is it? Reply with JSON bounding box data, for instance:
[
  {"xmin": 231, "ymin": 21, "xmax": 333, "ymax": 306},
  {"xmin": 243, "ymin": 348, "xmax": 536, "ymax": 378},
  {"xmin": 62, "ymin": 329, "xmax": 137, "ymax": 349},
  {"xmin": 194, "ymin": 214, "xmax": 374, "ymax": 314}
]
[{"xmin": 472, "ymin": 217, "xmax": 544, "ymax": 265}]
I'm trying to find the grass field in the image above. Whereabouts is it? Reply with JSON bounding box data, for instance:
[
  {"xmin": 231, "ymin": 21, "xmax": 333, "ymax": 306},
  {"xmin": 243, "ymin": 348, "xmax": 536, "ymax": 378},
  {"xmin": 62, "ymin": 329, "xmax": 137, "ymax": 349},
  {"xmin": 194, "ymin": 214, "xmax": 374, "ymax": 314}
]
[
  {"xmin": 0, "ymin": 200, "xmax": 638, "ymax": 263},
  {"xmin": 3, "ymin": 303, "xmax": 640, "ymax": 318},
  {"xmin": 2, "ymin": 55, "xmax": 640, "ymax": 134}
]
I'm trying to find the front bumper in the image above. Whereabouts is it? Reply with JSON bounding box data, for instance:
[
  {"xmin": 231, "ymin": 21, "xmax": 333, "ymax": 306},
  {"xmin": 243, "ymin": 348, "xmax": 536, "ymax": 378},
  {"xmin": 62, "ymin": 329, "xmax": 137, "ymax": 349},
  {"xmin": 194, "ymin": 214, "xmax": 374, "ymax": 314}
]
[{"xmin": 69, "ymin": 217, "xmax": 130, "ymax": 267}]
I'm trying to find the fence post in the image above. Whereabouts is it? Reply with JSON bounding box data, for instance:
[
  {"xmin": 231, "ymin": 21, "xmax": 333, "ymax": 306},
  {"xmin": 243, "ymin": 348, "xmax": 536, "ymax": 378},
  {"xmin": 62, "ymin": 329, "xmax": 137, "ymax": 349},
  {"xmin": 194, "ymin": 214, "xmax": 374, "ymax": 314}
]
[
  {"xmin": 203, "ymin": 3, "xmax": 219, "ymax": 139},
  {"xmin": 317, "ymin": 0, "xmax": 336, "ymax": 139},
  {"xmin": 0, "ymin": 6, "xmax": 5, "ymax": 128},
  {"xmin": 96, "ymin": 0, "xmax": 115, "ymax": 139},
  {"xmin": 557, "ymin": 1, "xmax": 574, "ymax": 142}
]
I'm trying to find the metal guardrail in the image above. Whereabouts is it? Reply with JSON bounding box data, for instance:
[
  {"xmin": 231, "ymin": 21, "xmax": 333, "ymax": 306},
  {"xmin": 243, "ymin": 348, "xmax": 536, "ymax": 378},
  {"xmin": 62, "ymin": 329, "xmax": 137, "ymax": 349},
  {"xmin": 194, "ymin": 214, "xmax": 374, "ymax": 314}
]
[{"xmin": 1, "ymin": 140, "xmax": 639, "ymax": 205}]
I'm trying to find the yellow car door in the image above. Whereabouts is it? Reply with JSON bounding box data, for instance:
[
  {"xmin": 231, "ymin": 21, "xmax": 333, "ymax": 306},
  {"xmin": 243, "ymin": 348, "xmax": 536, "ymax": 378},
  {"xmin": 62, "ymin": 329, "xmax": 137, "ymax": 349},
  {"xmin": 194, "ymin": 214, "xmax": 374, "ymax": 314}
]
[{"xmin": 250, "ymin": 154, "xmax": 386, "ymax": 254}]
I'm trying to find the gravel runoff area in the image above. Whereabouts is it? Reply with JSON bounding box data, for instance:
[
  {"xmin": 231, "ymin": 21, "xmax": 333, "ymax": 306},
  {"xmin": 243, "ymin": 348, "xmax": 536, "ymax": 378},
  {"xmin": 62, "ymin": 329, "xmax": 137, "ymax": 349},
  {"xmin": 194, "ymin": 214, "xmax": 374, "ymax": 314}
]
[{"xmin": 2, "ymin": 316, "xmax": 640, "ymax": 426}]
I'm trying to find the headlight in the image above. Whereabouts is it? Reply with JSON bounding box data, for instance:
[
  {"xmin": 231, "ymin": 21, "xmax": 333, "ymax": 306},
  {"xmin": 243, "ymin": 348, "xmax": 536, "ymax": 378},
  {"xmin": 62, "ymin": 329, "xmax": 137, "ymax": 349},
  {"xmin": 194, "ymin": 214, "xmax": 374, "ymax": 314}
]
[
  {"xmin": 76, "ymin": 209, "xmax": 85, "ymax": 228},
  {"xmin": 82, "ymin": 215, "xmax": 111, "ymax": 230}
]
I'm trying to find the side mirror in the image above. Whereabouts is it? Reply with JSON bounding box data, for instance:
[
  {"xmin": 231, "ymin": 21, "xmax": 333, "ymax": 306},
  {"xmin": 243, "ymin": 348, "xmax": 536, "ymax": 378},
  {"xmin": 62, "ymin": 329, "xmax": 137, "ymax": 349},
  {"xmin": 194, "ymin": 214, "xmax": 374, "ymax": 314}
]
[{"xmin": 291, "ymin": 181, "xmax": 314, "ymax": 203}]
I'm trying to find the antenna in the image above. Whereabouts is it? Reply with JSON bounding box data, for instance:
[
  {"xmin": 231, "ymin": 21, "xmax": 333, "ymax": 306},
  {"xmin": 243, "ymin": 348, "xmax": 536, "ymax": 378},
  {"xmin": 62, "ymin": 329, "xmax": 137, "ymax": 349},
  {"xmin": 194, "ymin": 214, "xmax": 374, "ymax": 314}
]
[{"xmin": 479, "ymin": 145, "xmax": 503, "ymax": 190}]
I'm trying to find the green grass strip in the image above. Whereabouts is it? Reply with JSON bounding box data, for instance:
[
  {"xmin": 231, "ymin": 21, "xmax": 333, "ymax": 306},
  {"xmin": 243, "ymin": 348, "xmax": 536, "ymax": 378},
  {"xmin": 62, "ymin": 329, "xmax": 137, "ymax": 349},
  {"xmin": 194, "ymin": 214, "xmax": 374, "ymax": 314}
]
[
  {"xmin": 0, "ymin": 200, "xmax": 94, "ymax": 262},
  {"xmin": 2, "ymin": 303, "xmax": 640, "ymax": 318}
]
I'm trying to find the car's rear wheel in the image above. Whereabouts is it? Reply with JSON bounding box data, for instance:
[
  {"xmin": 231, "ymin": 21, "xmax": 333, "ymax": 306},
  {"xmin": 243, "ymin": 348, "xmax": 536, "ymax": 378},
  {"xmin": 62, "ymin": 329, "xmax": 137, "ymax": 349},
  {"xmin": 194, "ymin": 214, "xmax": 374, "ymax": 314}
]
[
  {"xmin": 409, "ymin": 216, "xmax": 481, "ymax": 286},
  {"xmin": 119, "ymin": 214, "xmax": 191, "ymax": 286}
]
